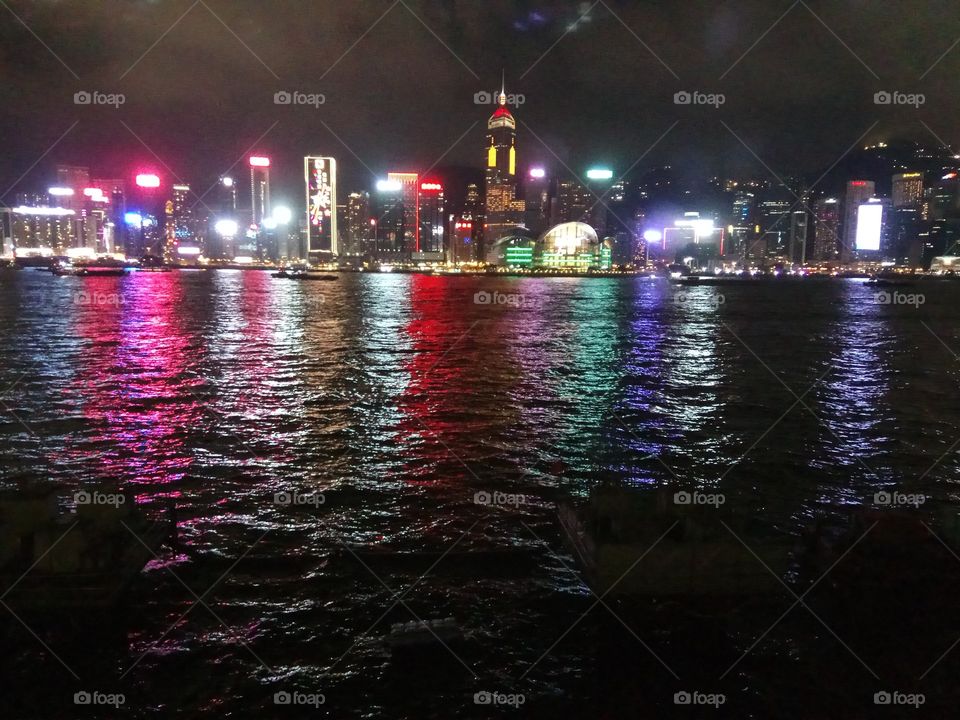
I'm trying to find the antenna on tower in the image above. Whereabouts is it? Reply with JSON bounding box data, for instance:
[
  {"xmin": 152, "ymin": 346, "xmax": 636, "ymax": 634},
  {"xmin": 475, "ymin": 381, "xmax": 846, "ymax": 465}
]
[{"xmin": 499, "ymin": 69, "xmax": 506, "ymax": 105}]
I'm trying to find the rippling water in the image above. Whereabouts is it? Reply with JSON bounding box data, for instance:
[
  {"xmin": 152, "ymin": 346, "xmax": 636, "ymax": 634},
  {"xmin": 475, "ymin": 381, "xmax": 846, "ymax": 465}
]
[{"xmin": 1, "ymin": 269, "xmax": 959, "ymax": 718}]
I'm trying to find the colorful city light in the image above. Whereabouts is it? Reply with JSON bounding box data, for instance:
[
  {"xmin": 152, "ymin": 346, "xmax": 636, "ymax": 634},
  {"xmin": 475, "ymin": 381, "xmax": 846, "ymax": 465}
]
[
  {"xmin": 586, "ymin": 168, "xmax": 614, "ymax": 180},
  {"xmin": 249, "ymin": 156, "xmax": 271, "ymax": 167},
  {"xmin": 529, "ymin": 167, "xmax": 546, "ymax": 179},
  {"xmin": 136, "ymin": 173, "xmax": 161, "ymax": 188},
  {"xmin": 47, "ymin": 187, "xmax": 74, "ymax": 197},
  {"xmin": 642, "ymin": 229, "xmax": 663, "ymax": 243},
  {"xmin": 272, "ymin": 206, "xmax": 293, "ymax": 224},
  {"xmin": 376, "ymin": 179, "xmax": 401, "ymax": 192},
  {"xmin": 12, "ymin": 206, "xmax": 74, "ymax": 216},
  {"xmin": 221, "ymin": 176, "xmax": 234, "ymax": 187},
  {"xmin": 215, "ymin": 219, "xmax": 239, "ymax": 237},
  {"xmin": 124, "ymin": 212, "xmax": 143, "ymax": 225},
  {"xmin": 420, "ymin": 182, "xmax": 442, "ymax": 191}
]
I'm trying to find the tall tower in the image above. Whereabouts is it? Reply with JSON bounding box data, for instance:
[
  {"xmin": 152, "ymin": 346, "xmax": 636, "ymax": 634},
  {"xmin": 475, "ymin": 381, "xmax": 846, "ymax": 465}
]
[
  {"xmin": 249, "ymin": 156, "xmax": 271, "ymax": 227},
  {"xmin": 484, "ymin": 77, "xmax": 523, "ymax": 250},
  {"xmin": 387, "ymin": 172, "xmax": 419, "ymax": 253},
  {"xmin": 842, "ymin": 180, "xmax": 875, "ymax": 262}
]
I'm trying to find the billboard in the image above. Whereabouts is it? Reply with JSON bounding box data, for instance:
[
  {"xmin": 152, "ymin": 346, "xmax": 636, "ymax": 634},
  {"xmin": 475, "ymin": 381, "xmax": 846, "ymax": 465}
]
[
  {"xmin": 305, "ymin": 156, "xmax": 337, "ymax": 254},
  {"xmin": 855, "ymin": 203, "xmax": 883, "ymax": 251}
]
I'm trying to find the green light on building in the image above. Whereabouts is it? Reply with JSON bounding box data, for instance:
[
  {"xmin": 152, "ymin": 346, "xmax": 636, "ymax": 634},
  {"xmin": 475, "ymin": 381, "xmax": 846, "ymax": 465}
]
[{"xmin": 505, "ymin": 246, "xmax": 534, "ymax": 267}]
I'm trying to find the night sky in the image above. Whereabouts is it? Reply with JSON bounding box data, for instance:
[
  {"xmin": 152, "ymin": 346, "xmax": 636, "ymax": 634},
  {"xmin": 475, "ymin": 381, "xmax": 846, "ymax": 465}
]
[{"xmin": 2, "ymin": 0, "xmax": 959, "ymax": 206}]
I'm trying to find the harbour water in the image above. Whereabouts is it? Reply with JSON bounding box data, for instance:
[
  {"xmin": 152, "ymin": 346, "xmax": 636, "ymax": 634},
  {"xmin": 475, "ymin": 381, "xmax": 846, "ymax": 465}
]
[{"xmin": 1, "ymin": 269, "xmax": 958, "ymax": 717}]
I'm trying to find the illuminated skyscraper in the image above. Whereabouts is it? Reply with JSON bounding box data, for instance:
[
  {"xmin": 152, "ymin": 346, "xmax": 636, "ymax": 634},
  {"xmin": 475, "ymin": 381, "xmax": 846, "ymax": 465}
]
[
  {"xmin": 305, "ymin": 156, "xmax": 337, "ymax": 256},
  {"xmin": 553, "ymin": 179, "xmax": 591, "ymax": 225},
  {"xmin": 523, "ymin": 167, "xmax": 550, "ymax": 236},
  {"xmin": 813, "ymin": 197, "xmax": 841, "ymax": 261},
  {"xmin": 249, "ymin": 156, "xmax": 271, "ymax": 226},
  {"xmin": 345, "ymin": 192, "xmax": 371, "ymax": 257},
  {"xmin": 417, "ymin": 181, "xmax": 445, "ymax": 257},
  {"xmin": 892, "ymin": 172, "xmax": 924, "ymax": 208},
  {"xmin": 842, "ymin": 180, "xmax": 875, "ymax": 262},
  {"xmin": 484, "ymin": 80, "xmax": 524, "ymax": 246},
  {"xmin": 387, "ymin": 172, "xmax": 419, "ymax": 253}
]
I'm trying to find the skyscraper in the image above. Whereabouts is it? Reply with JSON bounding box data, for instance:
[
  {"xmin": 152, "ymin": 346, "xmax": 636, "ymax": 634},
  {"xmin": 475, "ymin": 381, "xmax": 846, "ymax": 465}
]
[
  {"xmin": 813, "ymin": 197, "xmax": 841, "ymax": 261},
  {"xmin": 249, "ymin": 156, "xmax": 271, "ymax": 227},
  {"xmin": 387, "ymin": 172, "xmax": 419, "ymax": 253},
  {"xmin": 345, "ymin": 192, "xmax": 371, "ymax": 257},
  {"xmin": 892, "ymin": 172, "xmax": 924, "ymax": 208},
  {"xmin": 305, "ymin": 156, "xmax": 337, "ymax": 256},
  {"xmin": 523, "ymin": 168, "xmax": 550, "ymax": 236},
  {"xmin": 842, "ymin": 180, "xmax": 875, "ymax": 262},
  {"xmin": 484, "ymin": 81, "xmax": 523, "ymax": 245},
  {"xmin": 553, "ymin": 179, "xmax": 591, "ymax": 226},
  {"xmin": 417, "ymin": 181, "xmax": 445, "ymax": 257}
]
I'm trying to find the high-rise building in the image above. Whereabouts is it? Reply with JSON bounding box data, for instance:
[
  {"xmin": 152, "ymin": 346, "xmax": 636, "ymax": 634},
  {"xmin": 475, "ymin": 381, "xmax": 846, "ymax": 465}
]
[
  {"xmin": 756, "ymin": 195, "xmax": 792, "ymax": 260},
  {"xmin": 249, "ymin": 156, "xmax": 271, "ymax": 227},
  {"xmin": 89, "ymin": 179, "xmax": 126, "ymax": 255},
  {"xmin": 305, "ymin": 156, "xmax": 337, "ymax": 256},
  {"xmin": 523, "ymin": 168, "xmax": 550, "ymax": 236},
  {"xmin": 461, "ymin": 182, "xmax": 483, "ymax": 261},
  {"xmin": 789, "ymin": 209, "xmax": 809, "ymax": 264},
  {"xmin": 842, "ymin": 180, "xmax": 875, "ymax": 262},
  {"xmin": 730, "ymin": 190, "xmax": 755, "ymax": 262},
  {"xmin": 344, "ymin": 192, "xmax": 371, "ymax": 257},
  {"xmin": 553, "ymin": 179, "xmax": 591, "ymax": 225},
  {"xmin": 448, "ymin": 218, "xmax": 475, "ymax": 264},
  {"xmin": 484, "ymin": 82, "xmax": 523, "ymax": 245},
  {"xmin": 813, "ymin": 197, "xmax": 841, "ymax": 261},
  {"xmin": 165, "ymin": 184, "xmax": 197, "ymax": 260},
  {"xmin": 387, "ymin": 172, "xmax": 419, "ymax": 253},
  {"xmin": 892, "ymin": 172, "xmax": 924, "ymax": 208},
  {"xmin": 416, "ymin": 180, "xmax": 445, "ymax": 257}
]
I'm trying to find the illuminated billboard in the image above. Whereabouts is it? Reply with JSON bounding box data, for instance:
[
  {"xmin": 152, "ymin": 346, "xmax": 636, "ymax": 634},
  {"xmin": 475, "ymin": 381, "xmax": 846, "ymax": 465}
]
[
  {"xmin": 855, "ymin": 202, "xmax": 883, "ymax": 251},
  {"xmin": 305, "ymin": 156, "xmax": 337, "ymax": 254}
]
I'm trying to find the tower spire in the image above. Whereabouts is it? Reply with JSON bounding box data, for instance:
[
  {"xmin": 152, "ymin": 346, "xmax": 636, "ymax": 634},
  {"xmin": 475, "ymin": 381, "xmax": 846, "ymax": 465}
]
[{"xmin": 499, "ymin": 69, "xmax": 506, "ymax": 106}]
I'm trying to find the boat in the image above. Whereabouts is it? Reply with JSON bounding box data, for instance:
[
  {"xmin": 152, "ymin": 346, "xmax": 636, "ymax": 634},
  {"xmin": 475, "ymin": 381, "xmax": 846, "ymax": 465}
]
[
  {"xmin": 865, "ymin": 276, "xmax": 916, "ymax": 287},
  {"xmin": 74, "ymin": 267, "xmax": 128, "ymax": 277},
  {"xmin": 558, "ymin": 485, "xmax": 796, "ymax": 598},
  {"xmin": 51, "ymin": 260, "xmax": 129, "ymax": 277},
  {"xmin": 271, "ymin": 268, "xmax": 338, "ymax": 281},
  {"xmin": 0, "ymin": 484, "xmax": 173, "ymax": 611}
]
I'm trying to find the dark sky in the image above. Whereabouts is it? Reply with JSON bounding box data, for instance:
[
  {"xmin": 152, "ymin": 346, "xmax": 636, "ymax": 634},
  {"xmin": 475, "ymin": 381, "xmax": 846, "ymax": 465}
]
[{"xmin": 1, "ymin": 0, "xmax": 959, "ymax": 208}]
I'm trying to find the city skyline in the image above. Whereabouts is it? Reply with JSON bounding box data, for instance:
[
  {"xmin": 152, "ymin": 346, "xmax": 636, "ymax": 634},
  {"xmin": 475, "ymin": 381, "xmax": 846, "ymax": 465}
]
[{"xmin": 2, "ymin": 1, "xmax": 960, "ymax": 200}]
